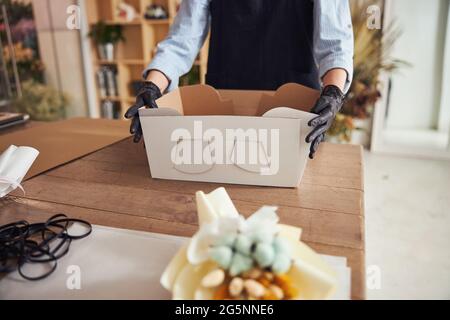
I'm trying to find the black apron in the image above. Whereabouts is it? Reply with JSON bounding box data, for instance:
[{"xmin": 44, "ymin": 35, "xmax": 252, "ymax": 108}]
[{"xmin": 206, "ymin": 0, "xmax": 320, "ymax": 91}]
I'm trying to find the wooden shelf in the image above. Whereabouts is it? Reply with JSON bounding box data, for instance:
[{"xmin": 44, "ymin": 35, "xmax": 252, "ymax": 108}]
[
  {"xmin": 105, "ymin": 19, "xmax": 142, "ymax": 25},
  {"xmin": 89, "ymin": 19, "xmax": 140, "ymax": 26},
  {"xmin": 123, "ymin": 97, "xmax": 136, "ymax": 103},
  {"xmin": 143, "ymin": 19, "xmax": 172, "ymax": 25},
  {"xmin": 87, "ymin": 0, "xmax": 208, "ymax": 119},
  {"xmin": 96, "ymin": 59, "xmax": 146, "ymax": 65},
  {"xmin": 92, "ymin": 18, "xmax": 172, "ymax": 26},
  {"xmin": 100, "ymin": 96, "xmax": 121, "ymax": 102}
]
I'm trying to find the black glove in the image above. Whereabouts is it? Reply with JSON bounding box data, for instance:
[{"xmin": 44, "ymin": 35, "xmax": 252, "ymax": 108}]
[
  {"xmin": 124, "ymin": 81, "xmax": 162, "ymax": 143},
  {"xmin": 306, "ymin": 85, "xmax": 345, "ymax": 159}
]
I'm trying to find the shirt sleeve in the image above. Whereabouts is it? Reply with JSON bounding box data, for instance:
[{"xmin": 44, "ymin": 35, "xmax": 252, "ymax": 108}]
[
  {"xmin": 314, "ymin": 0, "xmax": 354, "ymax": 93},
  {"xmin": 143, "ymin": 0, "xmax": 210, "ymax": 92}
]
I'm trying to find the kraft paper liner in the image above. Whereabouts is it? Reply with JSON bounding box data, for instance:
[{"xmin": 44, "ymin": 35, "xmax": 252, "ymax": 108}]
[
  {"xmin": 178, "ymin": 84, "xmax": 235, "ymax": 116},
  {"xmin": 155, "ymin": 83, "xmax": 319, "ymax": 117},
  {"xmin": 0, "ymin": 118, "xmax": 130, "ymax": 180},
  {"xmin": 257, "ymin": 83, "xmax": 320, "ymax": 116}
]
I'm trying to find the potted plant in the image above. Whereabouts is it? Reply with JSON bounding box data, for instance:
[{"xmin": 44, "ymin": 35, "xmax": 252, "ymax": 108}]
[
  {"xmin": 12, "ymin": 80, "xmax": 70, "ymax": 121},
  {"xmin": 328, "ymin": 0, "xmax": 408, "ymax": 147},
  {"xmin": 88, "ymin": 21, "xmax": 124, "ymax": 61}
]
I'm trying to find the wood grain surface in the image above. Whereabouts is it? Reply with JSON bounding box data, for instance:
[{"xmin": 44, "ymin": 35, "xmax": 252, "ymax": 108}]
[{"xmin": 0, "ymin": 125, "xmax": 366, "ymax": 299}]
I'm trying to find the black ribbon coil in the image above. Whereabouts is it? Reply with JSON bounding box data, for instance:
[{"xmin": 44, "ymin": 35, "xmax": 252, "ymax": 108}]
[{"xmin": 0, "ymin": 214, "xmax": 92, "ymax": 281}]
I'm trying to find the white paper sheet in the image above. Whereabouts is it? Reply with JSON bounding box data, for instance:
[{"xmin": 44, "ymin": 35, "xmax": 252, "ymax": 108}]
[
  {"xmin": 321, "ymin": 255, "xmax": 352, "ymax": 300},
  {"xmin": 0, "ymin": 225, "xmax": 351, "ymax": 300},
  {"xmin": 0, "ymin": 145, "xmax": 39, "ymax": 197}
]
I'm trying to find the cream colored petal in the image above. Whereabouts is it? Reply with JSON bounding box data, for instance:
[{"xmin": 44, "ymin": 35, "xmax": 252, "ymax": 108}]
[
  {"xmin": 195, "ymin": 188, "xmax": 240, "ymax": 226},
  {"xmin": 247, "ymin": 206, "xmax": 279, "ymax": 224},
  {"xmin": 194, "ymin": 287, "xmax": 215, "ymax": 300},
  {"xmin": 160, "ymin": 243, "xmax": 189, "ymax": 291},
  {"xmin": 196, "ymin": 191, "xmax": 219, "ymax": 225},
  {"xmin": 172, "ymin": 261, "xmax": 218, "ymax": 300},
  {"xmin": 288, "ymin": 261, "xmax": 337, "ymax": 300},
  {"xmin": 187, "ymin": 231, "xmax": 214, "ymax": 264},
  {"xmin": 207, "ymin": 187, "xmax": 240, "ymax": 218},
  {"xmin": 187, "ymin": 218, "xmax": 240, "ymax": 265},
  {"xmin": 286, "ymin": 240, "xmax": 337, "ymax": 300},
  {"xmin": 279, "ymin": 224, "xmax": 302, "ymax": 242}
]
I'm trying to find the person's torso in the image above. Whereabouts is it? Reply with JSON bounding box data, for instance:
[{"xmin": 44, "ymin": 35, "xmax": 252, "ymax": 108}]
[{"xmin": 206, "ymin": 0, "xmax": 319, "ymax": 91}]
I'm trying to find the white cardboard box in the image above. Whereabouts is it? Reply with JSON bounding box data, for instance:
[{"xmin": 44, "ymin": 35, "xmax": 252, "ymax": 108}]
[{"xmin": 139, "ymin": 83, "xmax": 319, "ymax": 187}]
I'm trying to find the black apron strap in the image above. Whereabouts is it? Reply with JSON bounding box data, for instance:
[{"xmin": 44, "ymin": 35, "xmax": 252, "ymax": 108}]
[{"xmin": 206, "ymin": 0, "xmax": 320, "ymax": 91}]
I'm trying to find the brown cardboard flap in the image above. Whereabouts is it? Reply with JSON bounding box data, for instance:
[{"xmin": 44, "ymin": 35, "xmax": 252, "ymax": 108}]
[
  {"xmin": 257, "ymin": 83, "xmax": 320, "ymax": 116},
  {"xmin": 156, "ymin": 83, "xmax": 319, "ymax": 117},
  {"xmin": 157, "ymin": 85, "xmax": 234, "ymax": 116},
  {"xmin": 155, "ymin": 88, "xmax": 185, "ymax": 115},
  {"xmin": 0, "ymin": 118, "xmax": 130, "ymax": 180},
  {"xmin": 179, "ymin": 85, "xmax": 234, "ymax": 116},
  {"xmin": 219, "ymin": 89, "xmax": 273, "ymax": 116}
]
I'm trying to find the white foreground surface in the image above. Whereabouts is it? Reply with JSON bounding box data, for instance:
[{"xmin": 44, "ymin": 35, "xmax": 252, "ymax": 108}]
[
  {"xmin": 0, "ymin": 225, "xmax": 350, "ymax": 300},
  {"xmin": 364, "ymin": 151, "xmax": 450, "ymax": 299}
]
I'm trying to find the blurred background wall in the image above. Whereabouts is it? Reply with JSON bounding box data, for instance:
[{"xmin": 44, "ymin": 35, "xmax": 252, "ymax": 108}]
[
  {"xmin": 382, "ymin": 0, "xmax": 450, "ymax": 151},
  {"xmin": 0, "ymin": 0, "xmax": 449, "ymax": 158},
  {"xmin": 31, "ymin": 0, "xmax": 88, "ymax": 117}
]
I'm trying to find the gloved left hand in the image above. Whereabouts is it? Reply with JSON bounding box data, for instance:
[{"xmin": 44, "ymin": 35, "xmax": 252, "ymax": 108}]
[
  {"xmin": 306, "ymin": 85, "xmax": 345, "ymax": 159},
  {"xmin": 124, "ymin": 81, "xmax": 162, "ymax": 143}
]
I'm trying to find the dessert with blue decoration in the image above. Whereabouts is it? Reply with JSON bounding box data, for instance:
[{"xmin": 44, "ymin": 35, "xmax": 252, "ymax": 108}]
[{"xmin": 161, "ymin": 187, "xmax": 338, "ymax": 300}]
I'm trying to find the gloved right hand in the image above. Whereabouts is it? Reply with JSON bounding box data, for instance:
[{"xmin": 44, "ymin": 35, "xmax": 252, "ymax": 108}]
[
  {"xmin": 306, "ymin": 85, "xmax": 345, "ymax": 159},
  {"xmin": 124, "ymin": 81, "xmax": 162, "ymax": 143}
]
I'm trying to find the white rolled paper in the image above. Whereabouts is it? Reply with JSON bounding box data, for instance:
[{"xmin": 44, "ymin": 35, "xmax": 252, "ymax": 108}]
[{"xmin": 0, "ymin": 145, "xmax": 39, "ymax": 198}]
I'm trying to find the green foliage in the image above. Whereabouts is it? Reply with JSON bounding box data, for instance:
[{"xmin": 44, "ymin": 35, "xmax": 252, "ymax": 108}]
[
  {"xmin": 0, "ymin": 0, "xmax": 33, "ymax": 25},
  {"xmin": 88, "ymin": 21, "xmax": 125, "ymax": 45},
  {"xmin": 327, "ymin": 113, "xmax": 355, "ymax": 143},
  {"xmin": 12, "ymin": 80, "xmax": 70, "ymax": 121},
  {"xmin": 1, "ymin": 0, "xmax": 44, "ymax": 82},
  {"xmin": 3, "ymin": 42, "xmax": 44, "ymax": 83},
  {"xmin": 180, "ymin": 66, "xmax": 200, "ymax": 86}
]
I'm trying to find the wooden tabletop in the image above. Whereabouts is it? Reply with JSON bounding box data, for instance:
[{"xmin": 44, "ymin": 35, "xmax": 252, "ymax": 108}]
[{"xmin": 1, "ymin": 134, "xmax": 365, "ymax": 299}]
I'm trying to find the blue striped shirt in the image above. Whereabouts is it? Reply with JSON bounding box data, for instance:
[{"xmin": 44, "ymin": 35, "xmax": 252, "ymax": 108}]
[{"xmin": 144, "ymin": 0, "xmax": 354, "ymax": 93}]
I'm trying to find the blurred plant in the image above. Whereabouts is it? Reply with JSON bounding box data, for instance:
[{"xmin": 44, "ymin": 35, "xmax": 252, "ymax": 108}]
[
  {"xmin": 0, "ymin": 0, "xmax": 34, "ymax": 25},
  {"xmin": 88, "ymin": 21, "xmax": 125, "ymax": 45},
  {"xmin": 1, "ymin": 0, "xmax": 43, "ymax": 83},
  {"xmin": 3, "ymin": 42, "xmax": 44, "ymax": 82},
  {"xmin": 180, "ymin": 66, "xmax": 200, "ymax": 86},
  {"xmin": 329, "ymin": 0, "xmax": 409, "ymax": 142},
  {"xmin": 328, "ymin": 113, "xmax": 355, "ymax": 143},
  {"xmin": 10, "ymin": 18, "xmax": 38, "ymax": 48},
  {"xmin": 345, "ymin": 0, "xmax": 407, "ymax": 118},
  {"xmin": 12, "ymin": 80, "xmax": 70, "ymax": 121}
]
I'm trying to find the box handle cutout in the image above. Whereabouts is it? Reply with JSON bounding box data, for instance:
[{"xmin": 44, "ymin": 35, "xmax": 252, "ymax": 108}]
[
  {"xmin": 172, "ymin": 137, "xmax": 272, "ymax": 175},
  {"xmin": 172, "ymin": 138, "xmax": 215, "ymax": 174},
  {"xmin": 229, "ymin": 138, "xmax": 272, "ymax": 174}
]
